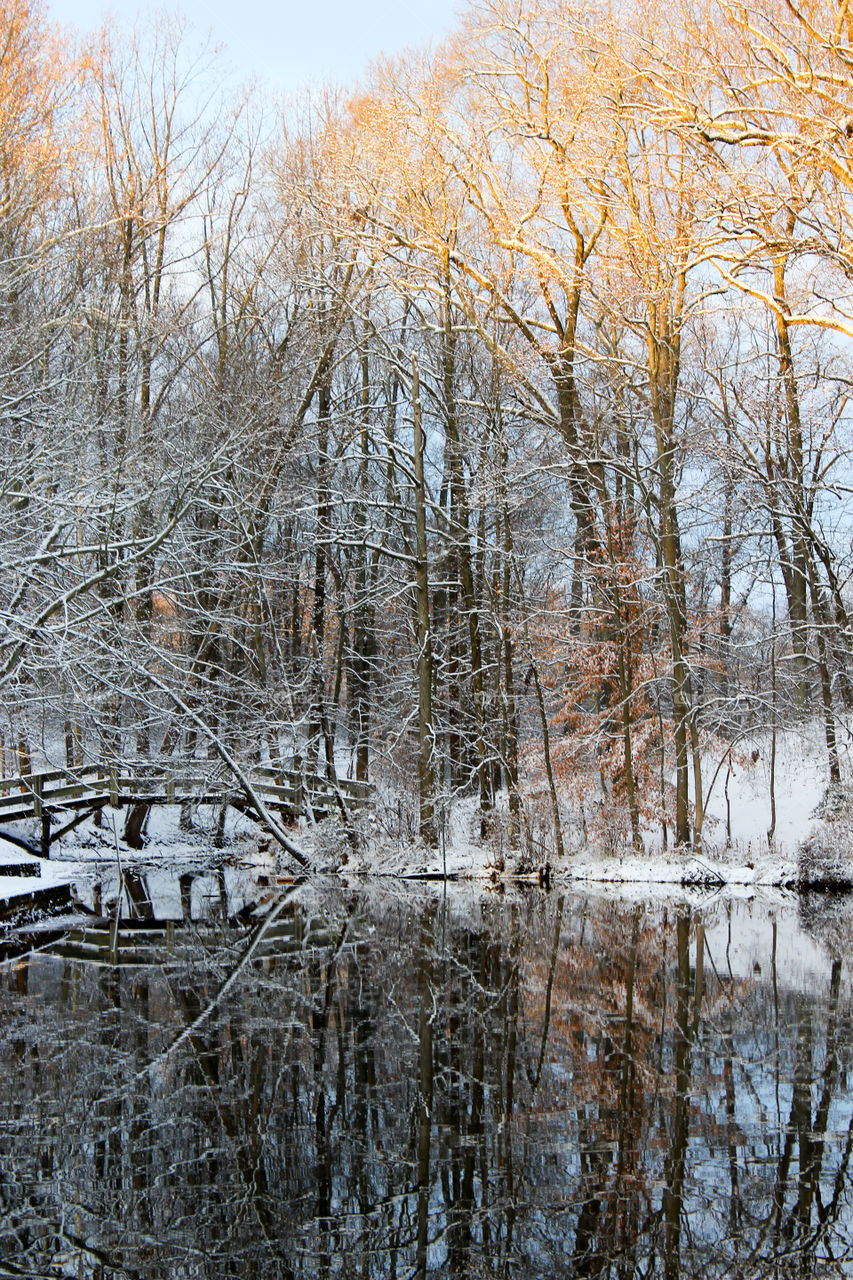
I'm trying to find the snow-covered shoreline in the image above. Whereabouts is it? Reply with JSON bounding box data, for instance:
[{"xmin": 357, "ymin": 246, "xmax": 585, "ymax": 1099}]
[{"xmin": 1, "ymin": 720, "xmax": 852, "ymax": 897}]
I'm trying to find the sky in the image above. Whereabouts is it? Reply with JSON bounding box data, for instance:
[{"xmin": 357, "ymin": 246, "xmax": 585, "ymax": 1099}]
[{"xmin": 47, "ymin": 0, "xmax": 464, "ymax": 94}]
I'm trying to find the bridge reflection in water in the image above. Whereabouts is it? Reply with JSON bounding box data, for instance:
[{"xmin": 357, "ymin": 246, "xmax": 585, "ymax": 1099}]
[{"xmin": 0, "ymin": 884, "xmax": 851, "ymax": 1278}]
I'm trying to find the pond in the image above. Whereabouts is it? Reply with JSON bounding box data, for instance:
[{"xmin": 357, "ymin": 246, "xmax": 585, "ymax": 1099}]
[{"xmin": 1, "ymin": 873, "xmax": 853, "ymax": 1277}]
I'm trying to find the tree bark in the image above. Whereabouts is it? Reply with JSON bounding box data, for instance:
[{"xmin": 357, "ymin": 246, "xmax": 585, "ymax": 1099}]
[{"xmin": 412, "ymin": 355, "xmax": 436, "ymax": 845}]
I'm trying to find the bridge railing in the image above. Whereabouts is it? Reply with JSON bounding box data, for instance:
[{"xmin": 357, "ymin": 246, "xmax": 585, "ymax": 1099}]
[{"xmin": 0, "ymin": 760, "xmax": 373, "ymax": 826}]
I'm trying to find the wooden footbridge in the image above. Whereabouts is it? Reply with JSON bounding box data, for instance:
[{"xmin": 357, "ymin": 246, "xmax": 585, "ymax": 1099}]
[{"xmin": 0, "ymin": 761, "xmax": 372, "ymax": 857}]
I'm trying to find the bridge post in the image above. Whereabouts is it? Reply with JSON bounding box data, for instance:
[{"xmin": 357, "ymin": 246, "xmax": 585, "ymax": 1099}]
[
  {"xmin": 40, "ymin": 810, "xmax": 51, "ymax": 859},
  {"xmin": 31, "ymin": 773, "xmax": 42, "ymax": 821},
  {"xmin": 293, "ymin": 755, "xmax": 304, "ymax": 817}
]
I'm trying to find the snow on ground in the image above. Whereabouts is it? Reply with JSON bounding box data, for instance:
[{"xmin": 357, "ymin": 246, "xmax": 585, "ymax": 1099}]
[
  {"xmin": 562, "ymin": 719, "xmax": 853, "ymax": 887},
  {"xmin": 699, "ymin": 720, "xmax": 838, "ymax": 857},
  {"xmin": 0, "ymin": 717, "xmax": 851, "ymax": 892},
  {"xmin": 348, "ymin": 719, "xmax": 853, "ymax": 886}
]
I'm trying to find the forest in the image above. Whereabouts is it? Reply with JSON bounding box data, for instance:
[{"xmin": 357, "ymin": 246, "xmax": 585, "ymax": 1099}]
[{"xmin": 3, "ymin": 0, "xmax": 853, "ymax": 866}]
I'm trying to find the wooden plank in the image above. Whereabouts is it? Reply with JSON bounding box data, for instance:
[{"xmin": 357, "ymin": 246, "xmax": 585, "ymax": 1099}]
[
  {"xmin": 0, "ymin": 806, "xmax": 36, "ymax": 823},
  {"xmin": 255, "ymin": 783, "xmax": 300, "ymax": 805},
  {"xmin": 0, "ymin": 793, "xmax": 111, "ymax": 822},
  {"xmin": 0, "ymin": 793, "xmax": 35, "ymax": 814},
  {"xmin": 130, "ymin": 775, "xmax": 226, "ymax": 793},
  {"xmin": 0, "ymin": 778, "xmax": 102, "ymax": 808},
  {"xmin": 40, "ymin": 783, "xmax": 90, "ymax": 804},
  {"xmin": 0, "ymin": 766, "xmax": 101, "ymax": 789},
  {"xmin": 252, "ymin": 764, "xmax": 373, "ymax": 798},
  {"xmin": 47, "ymin": 792, "xmax": 109, "ymax": 812},
  {"xmin": 118, "ymin": 792, "xmax": 239, "ymax": 807}
]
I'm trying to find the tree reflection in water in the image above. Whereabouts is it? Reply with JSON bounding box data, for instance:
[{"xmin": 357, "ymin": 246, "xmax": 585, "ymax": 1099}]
[{"xmin": 1, "ymin": 883, "xmax": 852, "ymax": 1277}]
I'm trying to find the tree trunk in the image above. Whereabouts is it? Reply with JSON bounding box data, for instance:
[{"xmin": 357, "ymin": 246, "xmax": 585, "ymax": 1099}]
[{"xmin": 412, "ymin": 355, "xmax": 436, "ymax": 845}]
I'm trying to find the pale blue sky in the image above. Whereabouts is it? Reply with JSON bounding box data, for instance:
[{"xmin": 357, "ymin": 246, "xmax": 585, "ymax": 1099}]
[{"xmin": 47, "ymin": 0, "xmax": 464, "ymax": 92}]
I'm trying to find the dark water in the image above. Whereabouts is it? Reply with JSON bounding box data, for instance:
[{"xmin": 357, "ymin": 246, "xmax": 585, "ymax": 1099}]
[{"xmin": 2, "ymin": 877, "xmax": 853, "ymax": 1278}]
